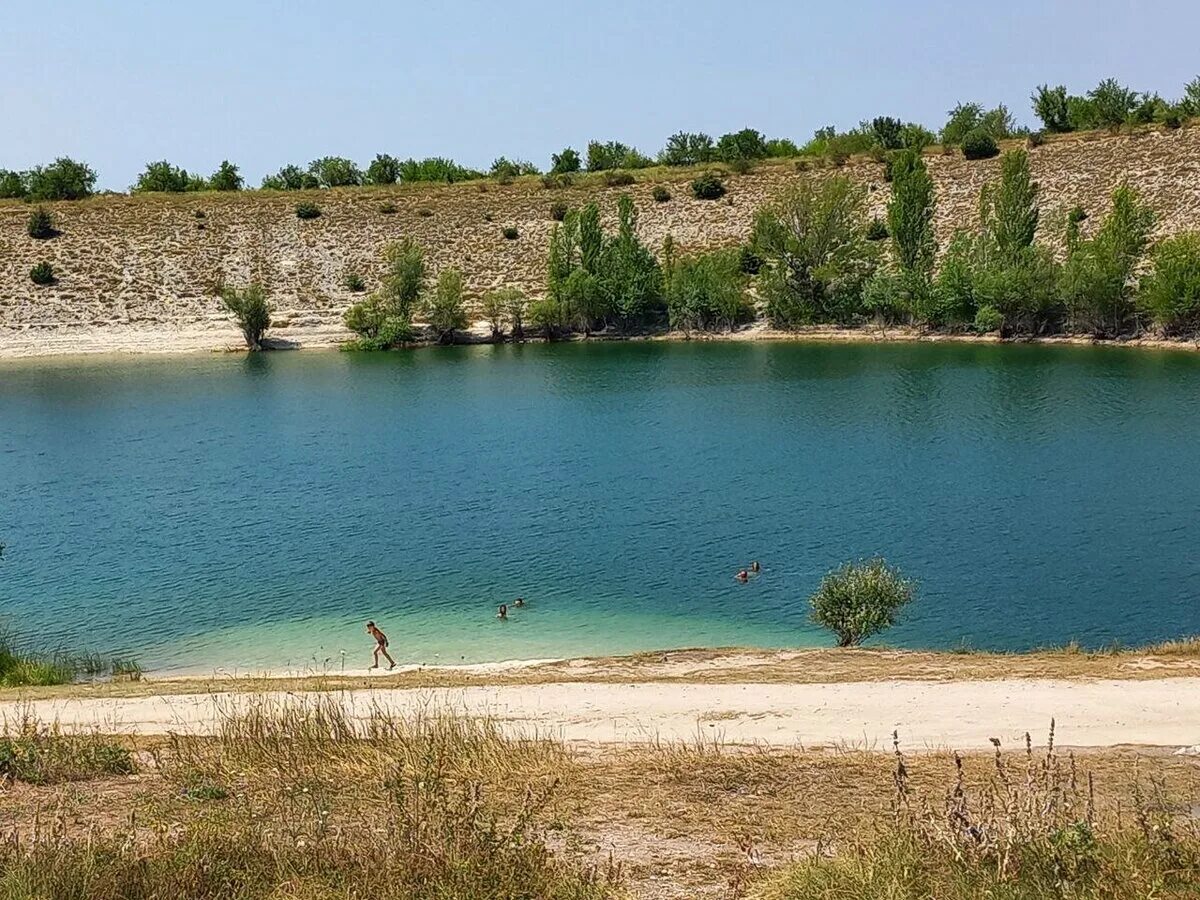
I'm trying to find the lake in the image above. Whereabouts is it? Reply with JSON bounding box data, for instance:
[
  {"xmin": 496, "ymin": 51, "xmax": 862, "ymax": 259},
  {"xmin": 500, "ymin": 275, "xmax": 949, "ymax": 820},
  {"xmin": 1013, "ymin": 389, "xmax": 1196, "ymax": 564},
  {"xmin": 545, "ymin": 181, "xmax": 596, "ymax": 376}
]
[{"xmin": 2, "ymin": 340, "xmax": 1199, "ymax": 673}]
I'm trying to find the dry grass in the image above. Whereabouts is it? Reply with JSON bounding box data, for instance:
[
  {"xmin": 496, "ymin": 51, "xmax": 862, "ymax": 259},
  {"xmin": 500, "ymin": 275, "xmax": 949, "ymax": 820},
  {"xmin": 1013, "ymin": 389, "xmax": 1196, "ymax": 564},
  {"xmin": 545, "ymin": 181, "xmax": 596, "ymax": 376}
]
[{"xmin": 1, "ymin": 700, "xmax": 1198, "ymax": 899}]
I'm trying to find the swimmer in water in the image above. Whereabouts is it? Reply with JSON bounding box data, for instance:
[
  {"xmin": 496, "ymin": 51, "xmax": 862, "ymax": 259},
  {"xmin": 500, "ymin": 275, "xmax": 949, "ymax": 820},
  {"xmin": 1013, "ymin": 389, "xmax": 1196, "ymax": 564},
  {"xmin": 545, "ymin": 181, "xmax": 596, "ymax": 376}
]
[
  {"xmin": 736, "ymin": 570, "xmax": 749, "ymax": 583},
  {"xmin": 497, "ymin": 604, "xmax": 509, "ymax": 620},
  {"xmin": 366, "ymin": 621, "xmax": 395, "ymax": 670},
  {"xmin": 513, "ymin": 597, "xmax": 526, "ymax": 608},
  {"xmin": 750, "ymin": 561, "xmax": 760, "ymax": 574}
]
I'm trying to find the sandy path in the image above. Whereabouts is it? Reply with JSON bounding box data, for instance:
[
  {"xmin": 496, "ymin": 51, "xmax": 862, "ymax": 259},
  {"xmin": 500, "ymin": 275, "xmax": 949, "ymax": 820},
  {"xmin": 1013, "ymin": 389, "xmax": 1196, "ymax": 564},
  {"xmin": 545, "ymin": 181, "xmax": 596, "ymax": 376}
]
[{"xmin": 5, "ymin": 678, "xmax": 1200, "ymax": 750}]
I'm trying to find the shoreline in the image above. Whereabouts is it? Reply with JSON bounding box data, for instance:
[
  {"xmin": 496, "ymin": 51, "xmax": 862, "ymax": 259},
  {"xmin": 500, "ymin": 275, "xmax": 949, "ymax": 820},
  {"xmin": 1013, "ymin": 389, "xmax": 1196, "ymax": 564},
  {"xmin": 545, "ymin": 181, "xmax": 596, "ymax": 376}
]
[{"xmin": 3, "ymin": 319, "xmax": 1200, "ymax": 361}]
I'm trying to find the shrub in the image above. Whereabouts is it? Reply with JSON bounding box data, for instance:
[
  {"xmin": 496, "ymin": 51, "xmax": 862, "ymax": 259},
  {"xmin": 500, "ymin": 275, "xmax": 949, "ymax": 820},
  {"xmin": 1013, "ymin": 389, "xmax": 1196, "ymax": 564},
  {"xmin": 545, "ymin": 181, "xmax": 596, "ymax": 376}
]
[
  {"xmin": 489, "ymin": 157, "xmax": 539, "ymax": 179},
  {"xmin": 0, "ymin": 724, "xmax": 134, "ymax": 785},
  {"xmin": 899, "ymin": 123, "xmax": 935, "ymax": 151},
  {"xmin": 601, "ymin": 170, "xmax": 636, "ymax": 187},
  {"xmin": 379, "ymin": 201, "xmax": 398, "ymax": 214},
  {"xmin": 870, "ymin": 116, "xmax": 904, "ymax": 150},
  {"xmin": 691, "ymin": 172, "xmax": 726, "ymax": 200},
  {"xmin": 974, "ymin": 304, "xmax": 1004, "ymax": 333},
  {"xmin": 715, "ymin": 127, "xmax": 768, "ymax": 162},
  {"xmin": 1138, "ymin": 232, "xmax": 1200, "ymax": 335},
  {"xmin": 728, "ymin": 157, "xmax": 754, "ymax": 175},
  {"xmin": 866, "ymin": 217, "xmax": 889, "ymax": 241},
  {"xmin": 29, "ymin": 262, "xmax": 55, "ymax": 285},
  {"xmin": 658, "ymin": 131, "xmax": 715, "ymax": 166},
  {"xmin": 344, "ymin": 239, "xmax": 426, "ymax": 348},
  {"xmin": 753, "ymin": 176, "xmax": 878, "ymax": 327},
  {"xmin": 295, "ymin": 201, "xmax": 321, "ymax": 220},
  {"xmin": 307, "ymin": 156, "xmax": 362, "ymax": 187},
  {"xmin": 342, "ymin": 269, "xmax": 366, "ymax": 292},
  {"xmin": 366, "ymin": 153, "xmax": 401, "ymax": 185},
  {"xmin": 940, "ymin": 102, "xmax": 984, "ymax": 145},
  {"xmin": 502, "ymin": 226, "xmax": 519, "ymax": 240},
  {"xmin": 549, "ymin": 147, "xmax": 581, "ymax": 174},
  {"xmin": 25, "ymin": 157, "xmax": 96, "ymax": 201},
  {"xmin": 549, "ymin": 201, "xmax": 568, "ymax": 221},
  {"xmin": 888, "ymin": 149, "xmax": 936, "ymax": 286},
  {"xmin": 209, "ymin": 160, "xmax": 243, "ymax": 191},
  {"xmin": 480, "ymin": 287, "xmax": 525, "ymax": 339},
  {"xmin": 961, "ymin": 129, "xmax": 1000, "ymax": 160},
  {"xmin": 1089, "ymin": 77, "xmax": 1141, "ymax": 129},
  {"xmin": 809, "ymin": 558, "xmax": 915, "ymax": 647},
  {"xmin": 219, "ymin": 282, "xmax": 272, "ymax": 350},
  {"xmin": 738, "ymin": 245, "xmax": 763, "ymax": 275},
  {"xmin": 652, "ymin": 185, "xmax": 671, "ymax": 203},
  {"xmin": 527, "ymin": 296, "xmax": 567, "ymax": 338},
  {"xmin": 27, "ymin": 206, "xmax": 58, "ymax": 239},
  {"xmin": 541, "ymin": 172, "xmax": 573, "ymax": 190},
  {"xmin": 1027, "ymin": 130, "xmax": 1046, "ymax": 148},
  {"xmin": 766, "ymin": 137, "xmax": 801, "ymax": 157},
  {"xmin": 981, "ymin": 150, "xmax": 1040, "ymax": 260},
  {"xmin": 398, "ymin": 157, "xmax": 483, "ymax": 183}
]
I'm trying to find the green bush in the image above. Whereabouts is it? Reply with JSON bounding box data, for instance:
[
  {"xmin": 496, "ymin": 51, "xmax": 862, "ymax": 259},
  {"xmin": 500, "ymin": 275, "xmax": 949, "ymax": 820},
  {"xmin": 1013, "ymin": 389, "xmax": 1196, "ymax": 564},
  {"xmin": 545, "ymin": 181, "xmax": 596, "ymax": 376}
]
[
  {"xmin": 728, "ymin": 157, "xmax": 754, "ymax": 175},
  {"xmin": 1138, "ymin": 232, "xmax": 1200, "ymax": 335},
  {"xmin": 25, "ymin": 157, "xmax": 96, "ymax": 201},
  {"xmin": 295, "ymin": 201, "xmax": 321, "ymax": 220},
  {"xmin": 307, "ymin": 156, "xmax": 362, "ymax": 187},
  {"xmin": 0, "ymin": 726, "xmax": 134, "ymax": 785},
  {"xmin": 869, "ymin": 116, "xmax": 904, "ymax": 150},
  {"xmin": 866, "ymin": 217, "xmax": 889, "ymax": 241},
  {"xmin": 940, "ymin": 102, "xmax": 984, "ymax": 145},
  {"xmin": 27, "ymin": 206, "xmax": 58, "ymax": 239},
  {"xmin": 209, "ymin": 160, "xmax": 243, "ymax": 191},
  {"xmin": 1027, "ymin": 130, "xmax": 1046, "ymax": 148},
  {"xmin": 133, "ymin": 160, "xmax": 197, "ymax": 193},
  {"xmin": 715, "ymin": 127, "xmax": 768, "ymax": 162},
  {"xmin": 502, "ymin": 226, "xmax": 519, "ymax": 240},
  {"xmin": 541, "ymin": 172, "xmax": 574, "ymax": 190},
  {"xmin": 423, "ymin": 268, "xmax": 468, "ymax": 343},
  {"xmin": 738, "ymin": 245, "xmax": 762, "ymax": 275},
  {"xmin": 489, "ymin": 157, "xmax": 539, "ymax": 179},
  {"xmin": 1032, "ymin": 84, "xmax": 1072, "ymax": 133},
  {"xmin": 0, "ymin": 168, "xmax": 27, "ymax": 199},
  {"xmin": 219, "ymin": 283, "xmax": 272, "ymax": 350},
  {"xmin": 480, "ymin": 287, "xmax": 526, "ymax": 340},
  {"xmin": 652, "ymin": 185, "xmax": 671, "ymax": 203},
  {"xmin": 809, "ymin": 558, "xmax": 915, "ymax": 647},
  {"xmin": 343, "ymin": 239, "xmax": 426, "ymax": 348},
  {"xmin": 962, "ymin": 129, "xmax": 1000, "ymax": 160},
  {"xmin": 398, "ymin": 157, "xmax": 483, "ymax": 183},
  {"xmin": 366, "ymin": 153, "xmax": 401, "ymax": 185},
  {"xmin": 29, "ymin": 262, "xmax": 55, "ymax": 285},
  {"xmin": 601, "ymin": 170, "xmax": 636, "ymax": 187},
  {"xmin": 342, "ymin": 269, "xmax": 366, "ymax": 292},
  {"xmin": 690, "ymin": 172, "xmax": 725, "ymax": 200},
  {"xmin": 973, "ymin": 305, "xmax": 1004, "ymax": 333},
  {"xmin": 549, "ymin": 201, "xmax": 568, "ymax": 221},
  {"xmin": 587, "ymin": 141, "xmax": 650, "ymax": 172},
  {"xmin": 527, "ymin": 296, "xmax": 568, "ymax": 338}
]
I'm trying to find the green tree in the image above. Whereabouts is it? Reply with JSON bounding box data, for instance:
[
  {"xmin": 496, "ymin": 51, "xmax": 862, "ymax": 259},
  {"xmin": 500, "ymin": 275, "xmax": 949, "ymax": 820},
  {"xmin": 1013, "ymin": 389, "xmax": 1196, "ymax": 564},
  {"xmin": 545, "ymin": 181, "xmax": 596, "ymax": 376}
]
[
  {"xmin": 25, "ymin": 158, "xmax": 97, "ymax": 201},
  {"xmin": 1183, "ymin": 77, "xmax": 1200, "ymax": 116},
  {"xmin": 1032, "ymin": 85, "xmax": 1072, "ymax": 132},
  {"xmin": 869, "ymin": 116, "xmax": 904, "ymax": 150},
  {"xmin": 980, "ymin": 150, "xmax": 1039, "ymax": 261},
  {"xmin": 1061, "ymin": 184, "xmax": 1154, "ymax": 336},
  {"xmin": 752, "ymin": 176, "xmax": 878, "ymax": 327},
  {"xmin": 365, "ymin": 154, "xmax": 401, "ymax": 185},
  {"xmin": 423, "ymin": 268, "xmax": 468, "ymax": 343},
  {"xmin": 480, "ymin": 287, "xmax": 525, "ymax": 340},
  {"xmin": 1138, "ymin": 233, "xmax": 1200, "ymax": 335},
  {"xmin": 261, "ymin": 164, "xmax": 319, "ymax": 190},
  {"xmin": 659, "ymin": 131, "xmax": 715, "ymax": 166},
  {"xmin": 598, "ymin": 194, "xmax": 663, "ymax": 330},
  {"xmin": 1088, "ymin": 78, "xmax": 1140, "ymax": 128},
  {"xmin": 888, "ymin": 150, "xmax": 936, "ymax": 281},
  {"xmin": 809, "ymin": 558, "xmax": 915, "ymax": 647},
  {"xmin": 133, "ymin": 160, "xmax": 194, "ymax": 193},
  {"xmin": 209, "ymin": 161, "xmax": 243, "ymax": 191},
  {"xmin": 27, "ymin": 206, "xmax": 58, "ymax": 239},
  {"xmin": 716, "ymin": 128, "xmax": 769, "ymax": 161},
  {"xmin": 219, "ymin": 283, "xmax": 272, "ymax": 350},
  {"xmin": 549, "ymin": 148, "xmax": 581, "ymax": 174},
  {"xmin": 307, "ymin": 156, "xmax": 362, "ymax": 188},
  {"xmin": 343, "ymin": 239, "xmax": 426, "ymax": 348},
  {"xmin": 0, "ymin": 169, "xmax": 26, "ymax": 199},
  {"xmin": 666, "ymin": 249, "xmax": 750, "ymax": 333},
  {"xmin": 940, "ymin": 102, "xmax": 983, "ymax": 146}
]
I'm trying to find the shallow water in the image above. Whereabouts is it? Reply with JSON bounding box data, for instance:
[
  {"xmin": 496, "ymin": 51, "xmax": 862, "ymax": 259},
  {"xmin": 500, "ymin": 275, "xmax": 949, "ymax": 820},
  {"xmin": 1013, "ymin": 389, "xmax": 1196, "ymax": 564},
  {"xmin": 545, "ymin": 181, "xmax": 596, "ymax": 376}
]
[{"xmin": 2, "ymin": 341, "xmax": 1199, "ymax": 672}]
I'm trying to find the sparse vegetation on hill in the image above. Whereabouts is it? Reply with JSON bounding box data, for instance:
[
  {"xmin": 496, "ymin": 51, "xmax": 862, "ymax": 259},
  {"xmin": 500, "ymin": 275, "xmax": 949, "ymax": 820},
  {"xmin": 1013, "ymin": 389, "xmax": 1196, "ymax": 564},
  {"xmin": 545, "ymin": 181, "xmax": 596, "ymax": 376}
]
[{"xmin": 219, "ymin": 282, "xmax": 273, "ymax": 350}]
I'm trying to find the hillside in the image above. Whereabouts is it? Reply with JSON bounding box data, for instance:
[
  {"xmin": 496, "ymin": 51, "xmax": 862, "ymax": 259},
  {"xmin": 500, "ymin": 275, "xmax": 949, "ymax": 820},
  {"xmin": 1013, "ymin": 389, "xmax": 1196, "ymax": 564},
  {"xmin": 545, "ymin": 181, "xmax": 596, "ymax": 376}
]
[{"xmin": 2, "ymin": 128, "xmax": 1199, "ymax": 353}]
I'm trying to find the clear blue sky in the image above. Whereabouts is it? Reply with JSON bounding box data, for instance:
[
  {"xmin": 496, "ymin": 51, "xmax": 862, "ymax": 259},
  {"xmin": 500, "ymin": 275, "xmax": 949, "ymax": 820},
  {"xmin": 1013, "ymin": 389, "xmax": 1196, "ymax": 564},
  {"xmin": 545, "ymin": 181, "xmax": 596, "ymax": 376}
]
[{"xmin": 3, "ymin": 0, "xmax": 1197, "ymax": 190}]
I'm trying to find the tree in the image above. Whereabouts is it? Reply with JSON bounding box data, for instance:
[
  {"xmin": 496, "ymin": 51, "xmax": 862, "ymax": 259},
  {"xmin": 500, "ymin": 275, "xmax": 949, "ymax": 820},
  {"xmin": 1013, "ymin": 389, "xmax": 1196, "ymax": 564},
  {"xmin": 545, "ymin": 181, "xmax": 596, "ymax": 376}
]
[
  {"xmin": 888, "ymin": 150, "xmax": 936, "ymax": 282},
  {"xmin": 219, "ymin": 283, "xmax": 272, "ymax": 350},
  {"xmin": 1088, "ymin": 78, "xmax": 1140, "ymax": 128},
  {"xmin": 27, "ymin": 206, "xmax": 58, "ymax": 239},
  {"xmin": 423, "ymin": 268, "xmax": 468, "ymax": 343},
  {"xmin": 716, "ymin": 128, "xmax": 768, "ymax": 161},
  {"xmin": 980, "ymin": 150, "xmax": 1039, "ymax": 261},
  {"xmin": 0, "ymin": 169, "xmax": 26, "ymax": 199},
  {"xmin": 307, "ymin": 156, "xmax": 362, "ymax": 188},
  {"xmin": 481, "ymin": 287, "xmax": 524, "ymax": 339},
  {"xmin": 209, "ymin": 161, "xmax": 243, "ymax": 191},
  {"xmin": 809, "ymin": 558, "xmax": 915, "ymax": 647},
  {"xmin": 550, "ymin": 148, "xmax": 581, "ymax": 174},
  {"xmin": 666, "ymin": 249, "xmax": 749, "ymax": 333},
  {"xmin": 597, "ymin": 194, "xmax": 663, "ymax": 330},
  {"xmin": 1032, "ymin": 85, "xmax": 1071, "ymax": 133},
  {"xmin": 1183, "ymin": 77, "xmax": 1200, "ymax": 117},
  {"xmin": 489, "ymin": 157, "xmax": 539, "ymax": 179},
  {"xmin": 365, "ymin": 154, "xmax": 401, "ymax": 185},
  {"xmin": 1061, "ymin": 184, "xmax": 1155, "ymax": 336},
  {"xmin": 869, "ymin": 116, "xmax": 904, "ymax": 150},
  {"xmin": 659, "ymin": 131, "xmax": 715, "ymax": 166},
  {"xmin": 1138, "ymin": 233, "xmax": 1200, "ymax": 335},
  {"xmin": 133, "ymin": 160, "xmax": 194, "ymax": 192},
  {"xmin": 261, "ymin": 164, "xmax": 319, "ymax": 190},
  {"xmin": 752, "ymin": 176, "xmax": 878, "ymax": 326},
  {"xmin": 940, "ymin": 102, "xmax": 983, "ymax": 146},
  {"xmin": 25, "ymin": 157, "xmax": 96, "ymax": 201},
  {"xmin": 343, "ymin": 239, "xmax": 426, "ymax": 348}
]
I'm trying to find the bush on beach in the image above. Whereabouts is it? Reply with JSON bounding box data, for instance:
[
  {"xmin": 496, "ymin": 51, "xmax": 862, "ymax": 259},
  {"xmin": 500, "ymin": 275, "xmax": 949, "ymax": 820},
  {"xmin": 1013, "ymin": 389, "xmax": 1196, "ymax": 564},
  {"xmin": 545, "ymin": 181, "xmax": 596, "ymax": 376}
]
[{"xmin": 809, "ymin": 558, "xmax": 914, "ymax": 647}]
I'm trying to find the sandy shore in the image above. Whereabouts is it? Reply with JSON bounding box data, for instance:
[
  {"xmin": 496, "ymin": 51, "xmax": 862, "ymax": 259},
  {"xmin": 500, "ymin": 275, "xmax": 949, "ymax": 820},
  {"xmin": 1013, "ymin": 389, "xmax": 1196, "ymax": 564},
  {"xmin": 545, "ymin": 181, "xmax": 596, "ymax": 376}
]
[
  {"xmin": 3, "ymin": 319, "xmax": 1200, "ymax": 359},
  {"xmin": 6, "ymin": 677, "xmax": 1199, "ymax": 750}
]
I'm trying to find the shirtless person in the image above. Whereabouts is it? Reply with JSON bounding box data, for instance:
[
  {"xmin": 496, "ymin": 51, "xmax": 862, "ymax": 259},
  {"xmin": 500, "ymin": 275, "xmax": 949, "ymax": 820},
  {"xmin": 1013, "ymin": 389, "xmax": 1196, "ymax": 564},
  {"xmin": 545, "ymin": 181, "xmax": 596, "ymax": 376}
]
[{"xmin": 366, "ymin": 621, "xmax": 395, "ymax": 669}]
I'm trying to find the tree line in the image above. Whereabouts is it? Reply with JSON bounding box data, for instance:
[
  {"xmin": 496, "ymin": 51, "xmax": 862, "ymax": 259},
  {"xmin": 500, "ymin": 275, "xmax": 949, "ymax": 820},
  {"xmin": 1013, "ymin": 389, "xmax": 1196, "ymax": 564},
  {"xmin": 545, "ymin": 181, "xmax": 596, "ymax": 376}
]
[{"xmin": 4, "ymin": 75, "xmax": 1198, "ymax": 201}]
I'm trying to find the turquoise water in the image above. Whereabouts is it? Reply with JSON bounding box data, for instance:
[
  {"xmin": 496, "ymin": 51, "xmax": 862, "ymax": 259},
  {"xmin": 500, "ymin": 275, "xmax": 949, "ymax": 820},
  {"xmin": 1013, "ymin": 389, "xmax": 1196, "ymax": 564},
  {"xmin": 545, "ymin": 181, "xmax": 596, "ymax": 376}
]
[{"xmin": 2, "ymin": 341, "xmax": 1199, "ymax": 673}]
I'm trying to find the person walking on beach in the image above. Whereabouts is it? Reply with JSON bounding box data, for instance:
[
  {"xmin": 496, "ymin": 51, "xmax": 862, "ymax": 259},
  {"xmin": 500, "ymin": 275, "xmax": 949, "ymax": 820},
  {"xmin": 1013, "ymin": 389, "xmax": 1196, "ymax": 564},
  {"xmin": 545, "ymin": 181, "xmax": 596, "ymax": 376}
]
[{"xmin": 366, "ymin": 621, "xmax": 395, "ymax": 669}]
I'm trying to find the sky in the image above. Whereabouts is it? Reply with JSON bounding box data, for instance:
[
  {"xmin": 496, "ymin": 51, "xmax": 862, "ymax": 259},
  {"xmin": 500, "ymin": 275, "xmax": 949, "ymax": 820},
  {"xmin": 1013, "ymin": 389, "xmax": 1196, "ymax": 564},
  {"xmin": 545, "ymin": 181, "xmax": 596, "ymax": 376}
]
[{"xmin": 2, "ymin": 0, "xmax": 1198, "ymax": 190}]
